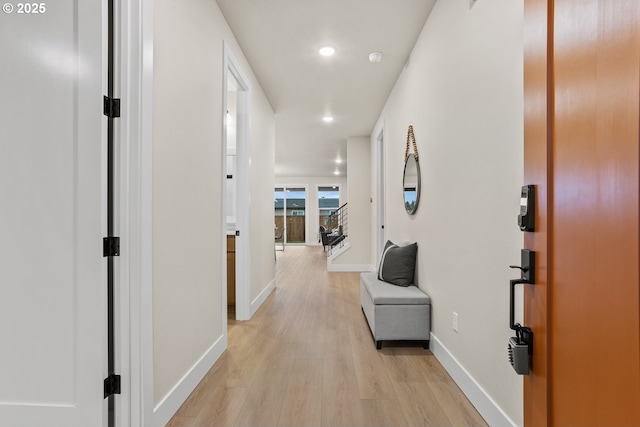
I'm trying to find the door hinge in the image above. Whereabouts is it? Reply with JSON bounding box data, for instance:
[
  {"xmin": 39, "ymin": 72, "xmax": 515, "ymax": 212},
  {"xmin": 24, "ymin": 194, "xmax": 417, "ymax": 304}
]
[
  {"xmin": 103, "ymin": 237, "xmax": 120, "ymax": 257},
  {"xmin": 104, "ymin": 374, "xmax": 121, "ymax": 398},
  {"xmin": 103, "ymin": 96, "xmax": 121, "ymax": 118}
]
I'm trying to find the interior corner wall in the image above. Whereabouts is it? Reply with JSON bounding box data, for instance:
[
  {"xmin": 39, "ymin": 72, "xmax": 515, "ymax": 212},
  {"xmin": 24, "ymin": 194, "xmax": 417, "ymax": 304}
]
[
  {"xmin": 331, "ymin": 136, "xmax": 372, "ymax": 267},
  {"xmin": 373, "ymin": 0, "xmax": 524, "ymax": 425},
  {"xmin": 152, "ymin": 0, "xmax": 275, "ymax": 420}
]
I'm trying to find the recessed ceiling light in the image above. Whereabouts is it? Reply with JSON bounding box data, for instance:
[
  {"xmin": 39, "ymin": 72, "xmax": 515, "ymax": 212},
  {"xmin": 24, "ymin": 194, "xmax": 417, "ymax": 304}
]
[
  {"xmin": 323, "ymin": 116, "xmax": 334, "ymax": 123},
  {"xmin": 334, "ymin": 169, "xmax": 340, "ymax": 175},
  {"xmin": 335, "ymin": 158, "xmax": 342, "ymax": 164},
  {"xmin": 369, "ymin": 52, "xmax": 383, "ymax": 63},
  {"xmin": 319, "ymin": 46, "xmax": 336, "ymax": 57}
]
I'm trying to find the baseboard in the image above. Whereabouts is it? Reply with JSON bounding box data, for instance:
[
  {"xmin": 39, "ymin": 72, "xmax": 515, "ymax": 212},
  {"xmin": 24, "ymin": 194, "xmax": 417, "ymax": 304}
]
[
  {"xmin": 251, "ymin": 277, "xmax": 276, "ymax": 316},
  {"xmin": 152, "ymin": 334, "xmax": 226, "ymax": 426},
  {"xmin": 430, "ymin": 334, "xmax": 518, "ymax": 427}
]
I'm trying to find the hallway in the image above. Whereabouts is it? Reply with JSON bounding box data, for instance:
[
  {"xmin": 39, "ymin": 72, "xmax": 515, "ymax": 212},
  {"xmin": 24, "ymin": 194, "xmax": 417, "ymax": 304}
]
[{"xmin": 167, "ymin": 246, "xmax": 487, "ymax": 426}]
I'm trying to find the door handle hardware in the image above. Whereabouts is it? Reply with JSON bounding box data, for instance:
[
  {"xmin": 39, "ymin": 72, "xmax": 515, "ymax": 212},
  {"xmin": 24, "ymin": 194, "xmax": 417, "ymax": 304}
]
[
  {"xmin": 507, "ymin": 249, "xmax": 535, "ymax": 375},
  {"xmin": 510, "ymin": 250, "xmax": 535, "ymax": 284}
]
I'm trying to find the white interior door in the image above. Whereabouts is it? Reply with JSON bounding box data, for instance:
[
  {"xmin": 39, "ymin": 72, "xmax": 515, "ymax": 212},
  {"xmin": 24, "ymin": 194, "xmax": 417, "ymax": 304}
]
[{"xmin": 0, "ymin": 1, "xmax": 106, "ymax": 426}]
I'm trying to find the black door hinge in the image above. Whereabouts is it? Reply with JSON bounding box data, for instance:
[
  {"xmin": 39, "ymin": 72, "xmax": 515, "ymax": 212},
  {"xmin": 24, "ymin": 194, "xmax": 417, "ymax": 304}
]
[
  {"xmin": 103, "ymin": 96, "xmax": 121, "ymax": 118},
  {"xmin": 104, "ymin": 374, "xmax": 121, "ymax": 398},
  {"xmin": 103, "ymin": 237, "xmax": 120, "ymax": 257}
]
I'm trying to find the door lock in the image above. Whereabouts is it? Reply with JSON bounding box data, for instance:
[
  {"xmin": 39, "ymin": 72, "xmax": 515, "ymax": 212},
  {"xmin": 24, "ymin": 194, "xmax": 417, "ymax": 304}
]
[{"xmin": 518, "ymin": 185, "xmax": 535, "ymax": 231}]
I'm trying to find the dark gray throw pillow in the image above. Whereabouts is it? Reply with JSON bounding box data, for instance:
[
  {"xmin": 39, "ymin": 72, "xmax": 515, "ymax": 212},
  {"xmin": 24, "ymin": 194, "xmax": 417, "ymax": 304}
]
[{"xmin": 377, "ymin": 240, "xmax": 417, "ymax": 286}]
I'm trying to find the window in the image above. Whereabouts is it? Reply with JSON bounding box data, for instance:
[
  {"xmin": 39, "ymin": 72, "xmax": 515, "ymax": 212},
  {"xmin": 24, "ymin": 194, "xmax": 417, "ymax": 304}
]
[
  {"xmin": 274, "ymin": 187, "xmax": 285, "ymax": 231},
  {"xmin": 318, "ymin": 186, "xmax": 340, "ymax": 232},
  {"xmin": 274, "ymin": 186, "xmax": 306, "ymax": 244}
]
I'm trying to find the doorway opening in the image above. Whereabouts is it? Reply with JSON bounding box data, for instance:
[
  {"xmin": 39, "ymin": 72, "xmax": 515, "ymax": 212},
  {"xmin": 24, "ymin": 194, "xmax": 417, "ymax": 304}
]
[
  {"xmin": 223, "ymin": 43, "xmax": 251, "ymax": 323},
  {"xmin": 274, "ymin": 186, "xmax": 308, "ymax": 246},
  {"xmin": 318, "ymin": 185, "xmax": 342, "ymax": 232}
]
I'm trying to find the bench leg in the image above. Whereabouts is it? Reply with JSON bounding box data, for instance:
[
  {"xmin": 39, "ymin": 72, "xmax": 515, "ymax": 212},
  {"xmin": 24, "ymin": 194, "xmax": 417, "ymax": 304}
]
[
  {"xmin": 376, "ymin": 340, "xmax": 382, "ymax": 350},
  {"xmin": 422, "ymin": 340, "xmax": 430, "ymax": 350}
]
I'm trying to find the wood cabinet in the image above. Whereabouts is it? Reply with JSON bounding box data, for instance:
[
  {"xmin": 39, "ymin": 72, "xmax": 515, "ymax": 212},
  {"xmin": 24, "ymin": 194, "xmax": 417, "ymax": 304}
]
[{"xmin": 227, "ymin": 235, "xmax": 235, "ymax": 306}]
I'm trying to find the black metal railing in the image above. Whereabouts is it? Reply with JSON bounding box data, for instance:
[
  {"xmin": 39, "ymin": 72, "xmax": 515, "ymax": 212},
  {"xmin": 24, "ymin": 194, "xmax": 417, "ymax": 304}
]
[{"xmin": 321, "ymin": 203, "xmax": 348, "ymax": 254}]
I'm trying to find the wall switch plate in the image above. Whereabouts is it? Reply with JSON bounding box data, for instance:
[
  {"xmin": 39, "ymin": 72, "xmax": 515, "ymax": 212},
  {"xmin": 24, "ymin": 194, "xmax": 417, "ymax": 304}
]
[{"xmin": 453, "ymin": 312, "xmax": 459, "ymax": 333}]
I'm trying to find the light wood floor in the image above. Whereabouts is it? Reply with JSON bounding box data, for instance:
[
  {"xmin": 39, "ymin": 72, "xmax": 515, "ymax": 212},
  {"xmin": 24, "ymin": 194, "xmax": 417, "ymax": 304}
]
[{"xmin": 167, "ymin": 246, "xmax": 487, "ymax": 427}]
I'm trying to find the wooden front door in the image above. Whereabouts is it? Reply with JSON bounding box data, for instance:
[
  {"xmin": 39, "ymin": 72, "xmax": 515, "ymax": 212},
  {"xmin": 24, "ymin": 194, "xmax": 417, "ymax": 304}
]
[{"xmin": 524, "ymin": 0, "xmax": 640, "ymax": 425}]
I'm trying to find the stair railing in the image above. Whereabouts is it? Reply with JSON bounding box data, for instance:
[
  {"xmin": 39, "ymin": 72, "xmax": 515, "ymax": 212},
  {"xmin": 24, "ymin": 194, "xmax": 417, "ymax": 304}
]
[{"xmin": 326, "ymin": 203, "xmax": 348, "ymax": 254}]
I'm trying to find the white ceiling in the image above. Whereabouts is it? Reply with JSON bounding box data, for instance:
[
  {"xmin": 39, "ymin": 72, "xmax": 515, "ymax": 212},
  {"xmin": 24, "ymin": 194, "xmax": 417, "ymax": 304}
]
[{"xmin": 216, "ymin": 0, "xmax": 437, "ymax": 178}]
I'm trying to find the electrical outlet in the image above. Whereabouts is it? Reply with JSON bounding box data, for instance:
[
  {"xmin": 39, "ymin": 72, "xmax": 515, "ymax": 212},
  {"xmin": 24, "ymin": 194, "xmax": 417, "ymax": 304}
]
[{"xmin": 453, "ymin": 312, "xmax": 459, "ymax": 333}]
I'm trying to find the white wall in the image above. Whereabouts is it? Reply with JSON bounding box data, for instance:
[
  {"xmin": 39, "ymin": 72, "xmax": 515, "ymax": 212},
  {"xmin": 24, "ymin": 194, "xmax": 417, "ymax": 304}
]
[
  {"xmin": 372, "ymin": 0, "xmax": 524, "ymax": 425},
  {"xmin": 330, "ymin": 136, "xmax": 372, "ymax": 269},
  {"xmin": 249, "ymin": 93, "xmax": 276, "ymax": 303},
  {"xmin": 153, "ymin": 0, "xmax": 275, "ymax": 422}
]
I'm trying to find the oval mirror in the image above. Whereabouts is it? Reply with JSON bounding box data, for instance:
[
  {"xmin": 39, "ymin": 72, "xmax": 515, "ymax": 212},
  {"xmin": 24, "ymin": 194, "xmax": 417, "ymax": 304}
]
[{"xmin": 403, "ymin": 153, "xmax": 420, "ymax": 215}]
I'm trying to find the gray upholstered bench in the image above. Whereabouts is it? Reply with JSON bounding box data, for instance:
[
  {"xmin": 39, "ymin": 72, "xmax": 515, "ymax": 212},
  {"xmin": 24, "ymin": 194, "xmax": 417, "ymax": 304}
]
[{"xmin": 360, "ymin": 271, "xmax": 431, "ymax": 349}]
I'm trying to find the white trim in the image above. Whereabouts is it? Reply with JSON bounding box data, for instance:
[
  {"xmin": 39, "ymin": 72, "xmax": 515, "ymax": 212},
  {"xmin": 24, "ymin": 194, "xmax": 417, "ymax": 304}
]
[
  {"xmin": 120, "ymin": 0, "xmax": 154, "ymax": 425},
  {"xmin": 374, "ymin": 122, "xmax": 386, "ymax": 264},
  {"xmin": 152, "ymin": 336, "xmax": 226, "ymax": 426},
  {"xmin": 114, "ymin": 0, "xmax": 131, "ymax": 424},
  {"xmin": 221, "ymin": 46, "xmax": 230, "ymax": 342},
  {"xmin": 250, "ymin": 278, "xmax": 276, "ymax": 316},
  {"xmin": 430, "ymin": 334, "xmax": 517, "ymax": 427}
]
